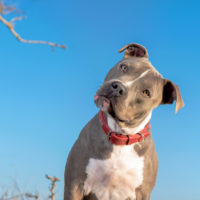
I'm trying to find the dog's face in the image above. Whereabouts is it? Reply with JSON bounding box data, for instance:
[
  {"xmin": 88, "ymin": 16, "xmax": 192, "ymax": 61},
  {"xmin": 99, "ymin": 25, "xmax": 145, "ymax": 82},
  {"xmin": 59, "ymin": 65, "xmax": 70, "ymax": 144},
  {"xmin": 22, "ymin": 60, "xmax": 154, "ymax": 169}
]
[{"xmin": 95, "ymin": 43, "xmax": 184, "ymax": 130}]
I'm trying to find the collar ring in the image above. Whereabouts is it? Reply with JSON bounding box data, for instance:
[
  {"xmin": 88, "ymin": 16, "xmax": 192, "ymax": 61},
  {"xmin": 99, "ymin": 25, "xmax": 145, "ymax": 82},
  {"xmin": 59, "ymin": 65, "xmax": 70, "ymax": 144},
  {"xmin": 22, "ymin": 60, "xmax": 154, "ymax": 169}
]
[
  {"xmin": 107, "ymin": 130, "xmax": 112, "ymax": 140},
  {"xmin": 137, "ymin": 133, "xmax": 145, "ymax": 143}
]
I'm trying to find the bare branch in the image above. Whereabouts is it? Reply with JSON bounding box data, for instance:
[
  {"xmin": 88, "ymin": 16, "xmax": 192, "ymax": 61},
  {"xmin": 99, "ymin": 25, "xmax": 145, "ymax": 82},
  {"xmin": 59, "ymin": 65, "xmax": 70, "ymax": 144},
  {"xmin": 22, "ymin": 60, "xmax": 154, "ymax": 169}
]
[
  {"xmin": 0, "ymin": 2, "xmax": 22, "ymax": 15},
  {"xmin": 0, "ymin": 2, "xmax": 5, "ymax": 14},
  {"xmin": 0, "ymin": 2, "xmax": 66, "ymax": 50},
  {"xmin": 45, "ymin": 175, "xmax": 60, "ymax": 200},
  {"xmin": 0, "ymin": 191, "xmax": 8, "ymax": 200},
  {"xmin": 25, "ymin": 193, "xmax": 39, "ymax": 200},
  {"xmin": 13, "ymin": 181, "xmax": 24, "ymax": 200},
  {"xmin": 10, "ymin": 16, "xmax": 24, "ymax": 24},
  {"xmin": 1, "ymin": 194, "xmax": 24, "ymax": 200}
]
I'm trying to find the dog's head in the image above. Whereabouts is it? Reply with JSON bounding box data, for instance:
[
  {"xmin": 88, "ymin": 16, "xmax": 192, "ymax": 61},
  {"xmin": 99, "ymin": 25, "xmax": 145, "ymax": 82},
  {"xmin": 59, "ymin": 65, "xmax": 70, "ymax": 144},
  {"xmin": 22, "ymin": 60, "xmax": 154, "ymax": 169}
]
[{"xmin": 95, "ymin": 43, "xmax": 184, "ymax": 130}]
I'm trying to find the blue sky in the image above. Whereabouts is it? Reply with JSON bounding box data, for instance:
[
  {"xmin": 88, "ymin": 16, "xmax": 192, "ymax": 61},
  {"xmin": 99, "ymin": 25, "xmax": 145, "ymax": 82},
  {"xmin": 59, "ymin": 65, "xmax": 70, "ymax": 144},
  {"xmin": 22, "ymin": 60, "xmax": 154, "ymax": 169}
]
[{"xmin": 0, "ymin": 0, "xmax": 199, "ymax": 199}]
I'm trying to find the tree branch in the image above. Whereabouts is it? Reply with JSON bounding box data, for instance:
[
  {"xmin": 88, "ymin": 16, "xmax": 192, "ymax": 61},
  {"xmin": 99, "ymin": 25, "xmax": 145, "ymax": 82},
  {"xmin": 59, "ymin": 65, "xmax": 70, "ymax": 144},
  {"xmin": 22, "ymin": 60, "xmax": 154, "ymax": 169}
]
[{"xmin": 0, "ymin": 2, "xmax": 66, "ymax": 51}]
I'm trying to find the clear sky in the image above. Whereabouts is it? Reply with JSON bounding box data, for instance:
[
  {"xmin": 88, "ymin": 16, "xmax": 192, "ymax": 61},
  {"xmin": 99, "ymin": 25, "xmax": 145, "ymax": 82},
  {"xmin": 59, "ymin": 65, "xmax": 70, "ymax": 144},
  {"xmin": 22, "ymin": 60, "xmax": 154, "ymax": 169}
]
[{"xmin": 0, "ymin": 0, "xmax": 199, "ymax": 199}]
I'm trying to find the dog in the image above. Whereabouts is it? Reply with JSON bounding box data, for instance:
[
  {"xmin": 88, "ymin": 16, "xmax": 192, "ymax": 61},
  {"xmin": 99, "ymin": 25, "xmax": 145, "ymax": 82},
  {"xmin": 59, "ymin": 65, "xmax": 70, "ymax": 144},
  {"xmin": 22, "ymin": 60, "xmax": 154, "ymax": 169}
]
[{"xmin": 64, "ymin": 43, "xmax": 184, "ymax": 200}]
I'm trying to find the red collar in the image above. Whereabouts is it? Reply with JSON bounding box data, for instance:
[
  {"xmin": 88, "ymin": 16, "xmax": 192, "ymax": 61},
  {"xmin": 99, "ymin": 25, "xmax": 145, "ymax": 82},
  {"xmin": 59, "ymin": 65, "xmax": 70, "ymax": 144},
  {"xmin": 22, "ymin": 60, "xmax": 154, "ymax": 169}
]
[{"xmin": 99, "ymin": 110, "xmax": 151, "ymax": 145}]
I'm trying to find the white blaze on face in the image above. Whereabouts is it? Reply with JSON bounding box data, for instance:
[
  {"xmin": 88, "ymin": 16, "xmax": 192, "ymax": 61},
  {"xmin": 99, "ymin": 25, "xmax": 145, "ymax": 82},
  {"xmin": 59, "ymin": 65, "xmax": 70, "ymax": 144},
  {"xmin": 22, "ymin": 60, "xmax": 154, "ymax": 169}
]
[{"xmin": 124, "ymin": 69, "xmax": 151, "ymax": 87}]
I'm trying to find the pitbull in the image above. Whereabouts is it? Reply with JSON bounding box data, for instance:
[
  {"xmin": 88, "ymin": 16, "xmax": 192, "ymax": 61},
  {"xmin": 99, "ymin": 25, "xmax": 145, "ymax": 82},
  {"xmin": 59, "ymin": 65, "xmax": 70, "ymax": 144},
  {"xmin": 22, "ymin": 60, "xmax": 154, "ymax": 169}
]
[{"xmin": 64, "ymin": 43, "xmax": 184, "ymax": 200}]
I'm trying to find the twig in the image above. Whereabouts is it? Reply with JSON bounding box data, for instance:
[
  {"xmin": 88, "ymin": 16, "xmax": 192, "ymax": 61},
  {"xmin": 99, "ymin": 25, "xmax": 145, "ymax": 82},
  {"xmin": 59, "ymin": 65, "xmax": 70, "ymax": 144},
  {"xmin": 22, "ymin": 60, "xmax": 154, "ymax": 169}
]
[
  {"xmin": 13, "ymin": 181, "xmax": 24, "ymax": 200},
  {"xmin": 0, "ymin": 192, "xmax": 39, "ymax": 200},
  {"xmin": 0, "ymin": 2, "xmax": 66, "ymax": 50},
  {"xmin": 25, "ymin": 193, "xmax": 39, "ymax": 200},
  {"xmin": 1, "ymin": 194, "xmax": 24, "ymax": 200},
  {"xmin": 10, "ymin": 16, "xmax": 24, "ymax": 24},
  {"xmin": 0, "ymin": 191, "xmax": 8, "ymax": 200},
  {"xmin": 45, "ymin": 175, "xmax": 60, "ymax": 200},
  {"xmin": 0, "ymin": 2, "xmax": 5, "ymax": 14}
]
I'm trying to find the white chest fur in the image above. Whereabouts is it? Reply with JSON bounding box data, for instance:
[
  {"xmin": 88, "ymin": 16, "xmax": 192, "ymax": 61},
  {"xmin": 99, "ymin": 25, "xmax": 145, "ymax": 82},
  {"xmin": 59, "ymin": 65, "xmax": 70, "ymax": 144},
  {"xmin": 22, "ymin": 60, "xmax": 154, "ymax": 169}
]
[{"xmin": 84, "ymin": 145, "xmax": 144, "ymax": 200}]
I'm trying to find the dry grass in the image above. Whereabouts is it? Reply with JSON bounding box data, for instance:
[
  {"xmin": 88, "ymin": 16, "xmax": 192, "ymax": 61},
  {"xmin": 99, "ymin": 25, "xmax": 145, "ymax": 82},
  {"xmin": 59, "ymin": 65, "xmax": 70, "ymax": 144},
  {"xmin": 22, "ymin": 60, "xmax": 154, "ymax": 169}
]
[{"xmin": 0, "ymin": 175, "xmax": 60, "ymax": 200}]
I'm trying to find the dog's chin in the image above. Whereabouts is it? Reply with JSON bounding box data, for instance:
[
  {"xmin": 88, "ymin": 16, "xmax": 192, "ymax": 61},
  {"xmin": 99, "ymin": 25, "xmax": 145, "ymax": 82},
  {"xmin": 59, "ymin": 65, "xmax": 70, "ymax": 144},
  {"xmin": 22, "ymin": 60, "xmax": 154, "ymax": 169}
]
[
  {"xmin": 110, "ymin": 108, "xmax": 134, "ymax": 125},
  {"xmin": 94, "ymin": 95, "xmax": 133, "ymax": 124}
]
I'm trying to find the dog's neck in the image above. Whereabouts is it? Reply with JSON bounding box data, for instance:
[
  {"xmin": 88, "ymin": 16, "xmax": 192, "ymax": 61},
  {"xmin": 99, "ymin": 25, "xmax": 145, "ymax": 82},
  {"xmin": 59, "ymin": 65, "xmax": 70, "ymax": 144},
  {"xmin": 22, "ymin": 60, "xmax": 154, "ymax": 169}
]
[{"xmin": 107, "ymin": 112, "xmax": 152, "ymax": 135}]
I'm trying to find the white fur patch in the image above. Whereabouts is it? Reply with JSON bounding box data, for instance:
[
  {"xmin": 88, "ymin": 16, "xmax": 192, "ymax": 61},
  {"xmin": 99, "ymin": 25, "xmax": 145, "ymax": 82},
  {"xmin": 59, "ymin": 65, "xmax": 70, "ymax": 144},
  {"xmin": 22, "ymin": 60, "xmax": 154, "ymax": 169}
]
[
  {"xmin": 84, "ymin": 145, "xmax": 144, "ymax": 200},
  {"xmin": 124, "ymin": 69, "xmax": 151, "ymax": 87},
  {"xmin": 107, "ymin": 114, "xmax": 122, "ymax": 133}
]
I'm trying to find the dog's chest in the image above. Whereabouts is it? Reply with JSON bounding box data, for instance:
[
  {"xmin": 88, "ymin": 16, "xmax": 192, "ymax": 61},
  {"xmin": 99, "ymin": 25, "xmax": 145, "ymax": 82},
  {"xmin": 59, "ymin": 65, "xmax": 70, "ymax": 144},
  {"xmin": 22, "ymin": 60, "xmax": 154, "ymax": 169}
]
[{"xmin": 84, "ymin": 145, "xmax": 144, "ymax": 200}]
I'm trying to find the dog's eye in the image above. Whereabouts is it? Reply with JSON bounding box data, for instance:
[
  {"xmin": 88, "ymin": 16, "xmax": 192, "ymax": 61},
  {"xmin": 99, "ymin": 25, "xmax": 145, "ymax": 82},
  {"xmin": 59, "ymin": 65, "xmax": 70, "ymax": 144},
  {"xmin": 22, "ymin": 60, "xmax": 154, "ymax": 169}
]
[
  {"xmin": 143, "ymin": 89, "xmax": 151, "ymax": 98},
  {"xmin": 120, "ymin": 64, "xmax": 128, "ymax": 72}
]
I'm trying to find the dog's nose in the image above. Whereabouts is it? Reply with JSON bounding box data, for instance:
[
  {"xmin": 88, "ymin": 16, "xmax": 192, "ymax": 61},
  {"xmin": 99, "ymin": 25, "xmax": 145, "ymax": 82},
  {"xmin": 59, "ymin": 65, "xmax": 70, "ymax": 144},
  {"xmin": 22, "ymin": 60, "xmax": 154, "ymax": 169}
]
[{"xmin": 111, "ymin": 81, "xmax": 127, "ymax": 97}]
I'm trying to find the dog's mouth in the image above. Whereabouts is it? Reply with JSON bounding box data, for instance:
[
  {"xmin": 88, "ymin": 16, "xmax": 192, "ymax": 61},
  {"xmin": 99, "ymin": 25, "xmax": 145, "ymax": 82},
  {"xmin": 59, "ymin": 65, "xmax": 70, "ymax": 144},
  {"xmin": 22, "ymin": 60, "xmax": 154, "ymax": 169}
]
[
  {"xmin": 94, "ymin": 95, "xmax": 130, "ymax": 123},
  {"xmin": 94, "ymin": 95, "xmax": 111, "ymax": 111}
]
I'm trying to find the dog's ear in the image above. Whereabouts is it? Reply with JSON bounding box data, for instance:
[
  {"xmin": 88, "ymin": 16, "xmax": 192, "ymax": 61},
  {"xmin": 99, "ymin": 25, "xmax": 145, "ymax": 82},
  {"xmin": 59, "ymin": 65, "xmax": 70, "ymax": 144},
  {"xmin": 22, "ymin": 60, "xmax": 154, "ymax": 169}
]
[
  {"xmin": 118, "ymin": 43, "xmax": 148, "ymax": 58},
  {"xmin": 161, "ymin": 79, "xmax": 184, "ymax": 113}
]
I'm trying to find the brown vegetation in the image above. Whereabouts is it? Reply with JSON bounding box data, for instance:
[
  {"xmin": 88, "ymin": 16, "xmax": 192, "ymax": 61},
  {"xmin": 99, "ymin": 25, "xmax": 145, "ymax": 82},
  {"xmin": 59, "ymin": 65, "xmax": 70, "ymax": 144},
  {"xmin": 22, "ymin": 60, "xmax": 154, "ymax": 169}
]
[{"xmin": 0, "ymin": 175, "xmax": 60, "ymax": 200}]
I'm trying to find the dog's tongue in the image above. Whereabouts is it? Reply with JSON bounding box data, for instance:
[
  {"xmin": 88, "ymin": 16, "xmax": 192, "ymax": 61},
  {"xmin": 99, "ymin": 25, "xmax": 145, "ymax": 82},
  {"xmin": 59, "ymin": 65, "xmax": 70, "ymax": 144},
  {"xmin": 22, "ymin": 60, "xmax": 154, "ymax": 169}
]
[
  {"xmin": 94, "ymin": 95, "xmax": 110, "ymax": 110},
  {"xmin": 94, "ymin": 95, "xmax": 99, "ymax": 101}
]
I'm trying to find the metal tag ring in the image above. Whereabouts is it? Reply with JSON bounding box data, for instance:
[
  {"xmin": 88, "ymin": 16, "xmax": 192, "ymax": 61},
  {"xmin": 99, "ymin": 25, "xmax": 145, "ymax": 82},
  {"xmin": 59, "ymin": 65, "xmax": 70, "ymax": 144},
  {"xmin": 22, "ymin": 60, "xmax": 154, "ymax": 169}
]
[
  {"xmin": 108, "ymin": 131, "xmax": 112, "ymax": 139},
  {"xmin": 137, "ymin": 133, "xmax": 145, "ymax": 143}
]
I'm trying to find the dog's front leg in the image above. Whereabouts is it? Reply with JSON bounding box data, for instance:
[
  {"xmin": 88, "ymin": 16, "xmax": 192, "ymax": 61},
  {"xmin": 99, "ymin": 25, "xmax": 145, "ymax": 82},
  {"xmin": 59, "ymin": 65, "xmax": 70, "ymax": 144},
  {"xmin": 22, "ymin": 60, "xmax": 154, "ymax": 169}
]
[
  {"xmin": 136, "ymin": 193, "xmax": 151, "ymax": 200},
  {"xmin": 64, "ymin": 182, "xmax": 84, "ymax": 200},
  {"xmin": 64, "ymin": 154, "xmax": 85, "ymax": 200},
  {"xmin": 135, "ymin": 188, "xmax": 151, "ymax": 200}
]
